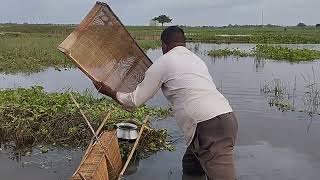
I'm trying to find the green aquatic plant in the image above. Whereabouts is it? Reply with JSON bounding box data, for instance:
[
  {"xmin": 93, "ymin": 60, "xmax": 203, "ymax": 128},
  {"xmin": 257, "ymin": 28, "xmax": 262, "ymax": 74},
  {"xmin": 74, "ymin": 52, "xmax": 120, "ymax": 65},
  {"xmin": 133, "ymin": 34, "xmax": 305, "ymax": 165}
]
[{"xmin": 0, "ymin": 86, "xmax": 172, "ymax": 158}]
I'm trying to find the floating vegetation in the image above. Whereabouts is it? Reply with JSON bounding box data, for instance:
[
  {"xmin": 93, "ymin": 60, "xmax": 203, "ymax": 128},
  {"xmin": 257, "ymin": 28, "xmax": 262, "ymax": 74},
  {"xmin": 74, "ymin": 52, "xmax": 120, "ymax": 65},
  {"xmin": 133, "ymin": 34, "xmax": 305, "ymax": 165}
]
[
  {"xmin": 207, "ymin": 48, "xmax": 253, "ymax": 58},
  {"xmin": 255, "ymin": 45, "xmax": 320, "ymax": 61},
  {"xmin": 120, "ymin": 128, "xmax": 174, "ymax": 160},
  {"xmin": 208, "ymin": 45, "xmax": 320, "ymax": 61},
  {"xmin": 0, "ymin": 86, "xmax": 172, "ymax": 158}
]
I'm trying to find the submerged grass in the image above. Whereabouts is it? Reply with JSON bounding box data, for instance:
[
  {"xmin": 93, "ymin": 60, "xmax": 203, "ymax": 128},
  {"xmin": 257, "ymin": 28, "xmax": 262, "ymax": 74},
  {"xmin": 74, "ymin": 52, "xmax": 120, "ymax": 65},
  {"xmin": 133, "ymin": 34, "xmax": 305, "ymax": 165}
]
[{"xmin": 0, "ymin": 86, "xmax": 173, "ymax": 158}]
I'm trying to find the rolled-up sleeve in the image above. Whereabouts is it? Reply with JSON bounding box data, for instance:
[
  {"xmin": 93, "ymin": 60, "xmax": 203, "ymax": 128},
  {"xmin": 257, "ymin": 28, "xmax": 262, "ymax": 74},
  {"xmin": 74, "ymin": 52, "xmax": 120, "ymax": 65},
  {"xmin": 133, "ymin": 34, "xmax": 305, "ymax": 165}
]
[{"xmin": 116, "ymin": 61, "xmax": 164, "ymax": 111}]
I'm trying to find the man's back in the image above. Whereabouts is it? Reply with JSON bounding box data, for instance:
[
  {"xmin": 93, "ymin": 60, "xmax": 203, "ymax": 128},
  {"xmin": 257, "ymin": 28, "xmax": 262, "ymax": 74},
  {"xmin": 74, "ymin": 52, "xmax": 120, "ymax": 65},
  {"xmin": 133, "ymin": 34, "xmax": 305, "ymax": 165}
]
[{"xmin": 155, "ymin": 46, "xmax": 233, "ymax": 144}]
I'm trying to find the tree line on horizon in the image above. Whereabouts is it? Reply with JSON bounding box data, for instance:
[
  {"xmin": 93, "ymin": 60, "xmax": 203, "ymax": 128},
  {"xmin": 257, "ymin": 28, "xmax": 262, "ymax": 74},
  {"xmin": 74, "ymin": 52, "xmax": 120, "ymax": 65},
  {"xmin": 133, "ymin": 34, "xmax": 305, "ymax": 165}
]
[{"xmin": 1, "ymin": 19, "xmax": 320, "ymax": 28}]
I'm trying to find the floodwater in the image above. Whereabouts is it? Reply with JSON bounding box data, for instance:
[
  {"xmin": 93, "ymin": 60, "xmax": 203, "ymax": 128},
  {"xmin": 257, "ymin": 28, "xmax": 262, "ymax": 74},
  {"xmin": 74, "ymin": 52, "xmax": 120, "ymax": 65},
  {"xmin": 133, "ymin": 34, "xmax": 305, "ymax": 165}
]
[{"xmin": 1, "ymin": 43, "xmax": 320, "ymax": 180}]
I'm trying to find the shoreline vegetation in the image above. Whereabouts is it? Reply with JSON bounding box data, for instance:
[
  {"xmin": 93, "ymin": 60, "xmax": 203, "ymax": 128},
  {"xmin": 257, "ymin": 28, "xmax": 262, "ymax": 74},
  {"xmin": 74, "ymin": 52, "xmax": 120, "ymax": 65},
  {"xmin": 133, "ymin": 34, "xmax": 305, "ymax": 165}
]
[
  {"xmin": 0, "ymin": 86, "xmax": 173, "ymax": 158},
  {"xmin": 208, "ymin": 45, "xmax": 320, "ymax": 61}
]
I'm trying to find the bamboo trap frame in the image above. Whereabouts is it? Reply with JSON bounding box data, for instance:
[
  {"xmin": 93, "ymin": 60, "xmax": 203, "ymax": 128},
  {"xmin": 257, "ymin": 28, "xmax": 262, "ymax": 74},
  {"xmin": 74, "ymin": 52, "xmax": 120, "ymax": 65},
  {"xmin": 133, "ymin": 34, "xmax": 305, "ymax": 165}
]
[{"xmin": 58, "ymin": 1, "xmax": 152, "ymax": 93}]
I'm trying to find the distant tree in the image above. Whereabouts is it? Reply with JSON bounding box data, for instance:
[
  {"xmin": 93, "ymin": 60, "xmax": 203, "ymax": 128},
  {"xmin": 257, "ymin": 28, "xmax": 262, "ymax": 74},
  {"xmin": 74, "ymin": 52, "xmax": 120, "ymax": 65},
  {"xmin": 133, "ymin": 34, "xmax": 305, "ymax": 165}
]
[
  {"xmin": 316, "ymin": 24, "xmax": 320, "ymax": 28},
  {"xmin": 152, "ymin": 15, "xmax": 172, "ymax": 26},
  {"xmin": 297, "ymin": 22, "xmax": 307, "ymax": 27}
]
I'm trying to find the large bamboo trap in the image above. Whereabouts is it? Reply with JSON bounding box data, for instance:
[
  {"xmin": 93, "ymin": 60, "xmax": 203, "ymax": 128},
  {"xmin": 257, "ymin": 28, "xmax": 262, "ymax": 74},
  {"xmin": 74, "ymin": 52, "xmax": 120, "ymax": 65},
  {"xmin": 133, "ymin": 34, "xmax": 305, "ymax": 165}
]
[
  {"xmin": 71, "ymin": 131, "xmax": 122, "ymax": 180},
  {"xmin": 58, "ymin": 1, "xmax": 152, "ymax": 93}
]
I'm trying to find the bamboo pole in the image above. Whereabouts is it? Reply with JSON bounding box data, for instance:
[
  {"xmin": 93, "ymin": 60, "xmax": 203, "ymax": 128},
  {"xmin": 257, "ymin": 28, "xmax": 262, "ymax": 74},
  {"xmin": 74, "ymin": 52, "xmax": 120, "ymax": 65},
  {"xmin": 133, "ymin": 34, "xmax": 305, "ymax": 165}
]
[
  {"xmin": 69, "ymin": 92, "xmax": 115, "ymax": 170},
  {"xmin": 118, "ymin": 116, "xmax": 149, "ymax": 180}
]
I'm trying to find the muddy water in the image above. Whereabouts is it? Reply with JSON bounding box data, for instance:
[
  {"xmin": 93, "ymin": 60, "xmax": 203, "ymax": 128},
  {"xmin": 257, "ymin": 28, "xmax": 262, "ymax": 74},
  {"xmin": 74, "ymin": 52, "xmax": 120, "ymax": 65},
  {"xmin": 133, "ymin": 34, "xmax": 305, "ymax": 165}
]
[{"xmin": 1, "ymin": 43, "xmax": 320, "ymax": 180}]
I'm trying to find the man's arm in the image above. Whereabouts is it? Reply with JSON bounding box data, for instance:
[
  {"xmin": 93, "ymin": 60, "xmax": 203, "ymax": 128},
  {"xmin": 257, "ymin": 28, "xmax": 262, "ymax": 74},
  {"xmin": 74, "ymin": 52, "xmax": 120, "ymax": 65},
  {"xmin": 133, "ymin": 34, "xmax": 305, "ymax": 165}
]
[{"xmin": 93, "ymin": 62, "xmax": 165, "ymax": 111}]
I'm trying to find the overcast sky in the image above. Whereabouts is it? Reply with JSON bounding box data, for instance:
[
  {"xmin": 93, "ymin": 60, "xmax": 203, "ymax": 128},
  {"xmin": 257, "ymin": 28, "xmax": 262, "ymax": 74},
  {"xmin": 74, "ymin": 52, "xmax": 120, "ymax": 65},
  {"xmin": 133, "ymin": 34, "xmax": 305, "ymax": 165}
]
[{"xmin": 0, "ymin": 0, "xmax": 319, "ymax": 26}]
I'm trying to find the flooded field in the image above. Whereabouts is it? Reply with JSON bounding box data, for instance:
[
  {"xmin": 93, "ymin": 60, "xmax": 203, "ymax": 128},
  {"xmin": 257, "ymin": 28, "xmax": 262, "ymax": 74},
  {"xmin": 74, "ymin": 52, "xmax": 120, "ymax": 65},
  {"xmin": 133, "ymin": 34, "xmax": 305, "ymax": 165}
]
[{"xmin": 1, "ymin": 43, "xmax": 320, "ymax": 179}]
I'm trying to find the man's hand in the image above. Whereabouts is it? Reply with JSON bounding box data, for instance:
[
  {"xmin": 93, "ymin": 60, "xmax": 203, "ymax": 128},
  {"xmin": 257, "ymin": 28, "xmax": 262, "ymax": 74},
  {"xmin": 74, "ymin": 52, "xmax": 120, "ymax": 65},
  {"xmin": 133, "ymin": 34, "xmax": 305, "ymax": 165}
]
[
  {"xmin": 92, "ymin": 80, "xmax": 102, "ymax": 91},
  {"xmin": 92, "ymin": 80, "xmax": 118, "ymax": 102}
]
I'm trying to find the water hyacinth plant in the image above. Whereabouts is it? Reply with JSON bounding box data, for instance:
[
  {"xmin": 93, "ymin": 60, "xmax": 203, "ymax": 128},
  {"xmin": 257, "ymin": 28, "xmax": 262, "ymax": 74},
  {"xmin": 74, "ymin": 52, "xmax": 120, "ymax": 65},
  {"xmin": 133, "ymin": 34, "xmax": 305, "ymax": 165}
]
[
  {"xmin": 0, "ymin": 86, "xmax": 173, "ymax": 158},
  {"xmin": 207, "ymin": 48, "xmax": 253, "ymax": 58},
  {"xmin": 208, "ymin": 45, "xmax": 320, "ymax": 62},
  {"xmin": 255, "ymin": 45, "xmax": 320, "ymax": 61}
]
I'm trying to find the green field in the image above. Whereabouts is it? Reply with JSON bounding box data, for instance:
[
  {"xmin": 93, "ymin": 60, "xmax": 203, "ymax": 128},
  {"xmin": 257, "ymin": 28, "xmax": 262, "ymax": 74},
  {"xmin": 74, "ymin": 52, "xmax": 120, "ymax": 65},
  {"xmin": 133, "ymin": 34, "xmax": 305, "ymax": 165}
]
[{"xmin": 0, "ymin": 24, "xmax": 320, "ymax": 74}]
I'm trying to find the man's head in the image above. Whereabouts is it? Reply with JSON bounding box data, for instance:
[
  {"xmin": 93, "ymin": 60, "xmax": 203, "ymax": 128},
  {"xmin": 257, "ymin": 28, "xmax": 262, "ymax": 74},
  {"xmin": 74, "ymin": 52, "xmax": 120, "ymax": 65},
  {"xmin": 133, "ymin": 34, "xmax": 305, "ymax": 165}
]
[{"xmin": 160, "ymin": 26, "xmax": 186, "ymax": 54}]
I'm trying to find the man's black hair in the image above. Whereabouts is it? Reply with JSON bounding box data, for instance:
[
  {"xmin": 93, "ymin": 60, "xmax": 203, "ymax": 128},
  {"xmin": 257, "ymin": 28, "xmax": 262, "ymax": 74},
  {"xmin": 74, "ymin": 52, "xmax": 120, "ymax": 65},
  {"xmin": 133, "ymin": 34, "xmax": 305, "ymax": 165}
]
[{"xmin": 160, "ymin": 26, "xmax": 186, "ymax": 45}]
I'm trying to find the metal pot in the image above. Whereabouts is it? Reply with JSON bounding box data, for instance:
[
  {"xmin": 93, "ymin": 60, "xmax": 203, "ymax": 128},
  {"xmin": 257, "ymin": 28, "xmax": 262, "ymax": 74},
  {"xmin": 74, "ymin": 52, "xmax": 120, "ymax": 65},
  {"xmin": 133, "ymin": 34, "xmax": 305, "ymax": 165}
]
[{"xmin": 116, "ymin": 123, "xmax": 138, "ymax": 140}]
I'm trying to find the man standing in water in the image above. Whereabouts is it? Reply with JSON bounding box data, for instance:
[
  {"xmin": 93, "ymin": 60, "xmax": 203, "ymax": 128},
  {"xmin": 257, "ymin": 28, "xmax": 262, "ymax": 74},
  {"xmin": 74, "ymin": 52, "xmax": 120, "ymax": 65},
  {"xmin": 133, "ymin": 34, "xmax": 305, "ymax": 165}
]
[{"xmin": 93, "ymin": 26, "xmax": 238, "ymax": 180}]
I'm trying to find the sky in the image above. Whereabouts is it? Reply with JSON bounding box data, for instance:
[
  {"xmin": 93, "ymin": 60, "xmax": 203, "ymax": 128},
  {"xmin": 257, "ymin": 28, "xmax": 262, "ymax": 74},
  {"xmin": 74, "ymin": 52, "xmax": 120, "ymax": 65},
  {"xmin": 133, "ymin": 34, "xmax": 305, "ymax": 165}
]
[{"xmin": 0, "ymin": 0, "xmax": 319, "ymax": 26}]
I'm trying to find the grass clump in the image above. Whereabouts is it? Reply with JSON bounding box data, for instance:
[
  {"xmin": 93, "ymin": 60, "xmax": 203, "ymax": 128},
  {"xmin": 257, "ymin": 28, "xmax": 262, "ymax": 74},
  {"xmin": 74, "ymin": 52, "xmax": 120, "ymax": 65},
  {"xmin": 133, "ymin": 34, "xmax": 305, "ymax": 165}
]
[
  {"xmin": 0, "ymin": 86, "xmax": 172, "ymax": 158},
  {"xmin": 137, "ymin": 40, "xmax": 161, "ymax": 51}
]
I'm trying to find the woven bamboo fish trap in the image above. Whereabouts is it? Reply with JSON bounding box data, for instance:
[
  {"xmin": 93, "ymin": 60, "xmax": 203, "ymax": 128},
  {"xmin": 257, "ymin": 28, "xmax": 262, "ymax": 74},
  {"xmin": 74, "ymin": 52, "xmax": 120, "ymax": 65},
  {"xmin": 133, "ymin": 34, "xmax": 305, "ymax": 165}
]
[
  {"xmin": 58, "ymin": 1, "xmax": 152, "ymax": 93},
  {"xmin": 72, "ymin": 131, "xmax": 122, "ymax": 180}
]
